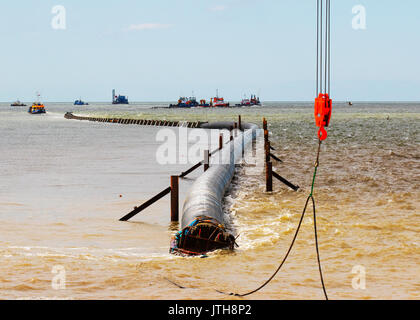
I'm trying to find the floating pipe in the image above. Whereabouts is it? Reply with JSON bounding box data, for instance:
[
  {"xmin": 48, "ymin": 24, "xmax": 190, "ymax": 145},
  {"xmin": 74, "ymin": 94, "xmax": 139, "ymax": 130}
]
[{"xmin": 170, "ymin": 122, "xmax": 260, "ymax": 255}]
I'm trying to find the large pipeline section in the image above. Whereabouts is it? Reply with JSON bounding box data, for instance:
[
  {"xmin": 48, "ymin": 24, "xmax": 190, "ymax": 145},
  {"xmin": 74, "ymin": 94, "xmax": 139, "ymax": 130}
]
[
  {"xmin": 170, "ymin": 122, "xmax": 261, "ymax": 255},
  {"xmin": 63, "ymin": 113, "xmax": 261, "ymax": 255}
]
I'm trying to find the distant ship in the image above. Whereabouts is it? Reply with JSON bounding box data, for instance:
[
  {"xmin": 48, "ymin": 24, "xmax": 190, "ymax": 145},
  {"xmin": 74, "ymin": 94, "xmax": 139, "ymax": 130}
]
[
  {"xmin": 28, "ymin": 93, "xmax": 46, "ymax": 114},
  {"xmin": 169, "ymin": 96, "xmax": 199, "ymax": 108},
  {"xmin": 169, "ymin": 90, "xmax": 230, "ymax": 108},
  {"xmin": 210, "ymin": 90, "xmax": 229, "ymax": 107},
  {"xmin": 74, "ymin": 98, "xmax": 89, "ymax": 106},
  {"xmin": 112, "ymin": 89, "xmax": 129, "ymax": 104},
  {"xmin": 11, "ymin": 100, "xmax": 26, "ymax": 107},
  {"xmin": 198, "ymin": 99, "xmax": 210, "ymax": 107},
  {"xmin": 236, "ymin": 94, "xmax": 261, "ymax": 107}
]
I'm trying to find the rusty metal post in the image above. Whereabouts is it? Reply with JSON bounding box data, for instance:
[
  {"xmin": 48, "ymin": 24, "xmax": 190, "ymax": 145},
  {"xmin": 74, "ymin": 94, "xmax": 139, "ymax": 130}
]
[
  {"xmin": 266, "ymin": 161, "xmax": 273, "ymax": 192},
  {"xmin": 219, "ymin": 134, "xmax": 223, "ymax": 150},
  {"xmin": 170, "ymin": 176, "xmax": 179, "ymax": 222},
  {"xmin": 265, "ymin": 140, "xmax": 271, "ymax": 163},
  {"xmin": 264, "ymin": 129, "xmax": 269, "ymax": 152},
  {"xmin": 204, "ymin": 150, "xmax": 210, "ymax": 171},
  {"xmin": 263, "ymin": 118, "xmax": 267, "ymax": 131}
]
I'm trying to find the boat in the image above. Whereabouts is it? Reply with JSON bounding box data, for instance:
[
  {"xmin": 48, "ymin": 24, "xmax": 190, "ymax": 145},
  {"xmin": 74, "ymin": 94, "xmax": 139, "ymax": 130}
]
[
  {"xmin": 210, "ymin": 97, "xmax": 229, "ymax": 107},
  {"xmin": 28, "ymin": 93, "xmax": 46, "ymax": 114},
  {"xmin": 198, "ymin": 99, "xmax": 210, "ymax": 107},
  {"xmin": 210, "ymin": 90, "xmax": 229, "ymax": 107},
  {"xmin": 169, "ymin": 96, "xmax": 199, "ymax": 108},
  {"xmin": 236, "ymin": 94, "xmax": 261, "ymax": 107},
  {"xmin": 112, "ymin": 89, "xmax": 129, "ymax": 104},
  {"xmin": 74, "ymin": 98, "xmax": 89, "ymax": 106},
  {"xmin": 11, "ymin": 100, "xmax": 26, "ymax": 107}
]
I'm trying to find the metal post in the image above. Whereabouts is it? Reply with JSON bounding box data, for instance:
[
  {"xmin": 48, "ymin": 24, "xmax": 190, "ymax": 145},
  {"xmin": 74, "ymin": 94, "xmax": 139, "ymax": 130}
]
[
  {"xmin": 204, "ymin": 150, "xmax": 209, "ymax": 172},
  {"xmin": 264, "ymin": 129, "xmax": 269, "ymax": 152},
  {"xmin": 266, "ymin": 161, "xmax": 273, "ymax": 192},
  {"xmin": 170, "ymin": 176, "xmax": 179, "ymax": 222},
  {"xmin": 265, "ymin": 140, "xmax": 271, "ymax": 163},
  {"xmin": 219, "ymin": 134, "xmax": 223, "ymax": 150},
  {"xmin": 238, "ymin": 115, "xmax": 242, "ymax": 131}
]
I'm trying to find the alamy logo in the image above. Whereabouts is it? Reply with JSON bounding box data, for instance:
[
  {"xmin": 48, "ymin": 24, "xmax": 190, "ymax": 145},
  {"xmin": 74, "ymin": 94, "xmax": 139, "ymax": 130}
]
[
  {"xmin": 51, "ymin": 265, "xmax": 66, "ymax": 290},
  {"xmin": 352, "ymin": 5, "xmax": 367, "ymax": 30},
  {"xmin": 155, "ymin": 127, "xmax": 264, "ymax": 175},
  {"xmin": 51, "ymin": 5, "xmax": 66, "ymax": 30},
  {"xmin": 351, "ymin": 265, "xmax": 366, "ymax": 290}
]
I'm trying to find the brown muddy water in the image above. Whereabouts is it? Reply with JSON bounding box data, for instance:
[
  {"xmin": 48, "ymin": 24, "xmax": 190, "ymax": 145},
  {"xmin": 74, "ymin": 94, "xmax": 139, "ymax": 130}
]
[{"xmin": 0, "ymin": 102, "xmax": 418, "ymax": 300}]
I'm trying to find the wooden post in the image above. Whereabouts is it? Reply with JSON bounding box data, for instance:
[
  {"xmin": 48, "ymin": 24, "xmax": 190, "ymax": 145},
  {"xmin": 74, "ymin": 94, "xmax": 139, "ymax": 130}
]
[
  {"xmin": 238, "ymin": 115, "xmax": 242, "ymax": 131},
  {"xmin": 170, "ymin": 176, "xmax": 179, "ymax": 222},
  {"xmin": 204, "ymin": 150, "xmax": 209, "ymax": 172},
  {"xmin": 219, "ymin": 134, "xmax": 223, "ymax": 150},
  {"xmin": 266, "ymin": 161, "xmax": 273, "ymax": 192}
]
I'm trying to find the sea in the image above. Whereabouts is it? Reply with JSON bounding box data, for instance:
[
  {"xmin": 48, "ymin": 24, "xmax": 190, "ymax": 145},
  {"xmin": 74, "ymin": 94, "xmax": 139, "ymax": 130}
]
[{"xmin": 0, "ymin": 101, "xmax": 418, "ymax": 299}]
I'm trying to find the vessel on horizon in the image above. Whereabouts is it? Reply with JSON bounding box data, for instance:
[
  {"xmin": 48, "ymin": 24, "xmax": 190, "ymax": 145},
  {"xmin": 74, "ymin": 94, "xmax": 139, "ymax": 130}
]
[
  {"xmin": 11, "ymin": 99, "xmax": 26, "ymax": 107},
  {"xmin": 236, "ymin": 94, "xmax": 261, "ymax": 107},
  {"xmin": 74, "ymin": 98, "xmax": 89, "ymax": 106},
  {"xmin": 28, "ymin": 93, "xmax": 46, "ymax": 114},
  {"xmin": 210, "ymin": 89, "xmax": 230, "ymax": 107},
  {"xmin": 169, "ymin": 96, "xmax": 199, "ymax": 108},
  {"xmin": 112, "ymin": 89, "xmax": 129, "ymax": 104}
]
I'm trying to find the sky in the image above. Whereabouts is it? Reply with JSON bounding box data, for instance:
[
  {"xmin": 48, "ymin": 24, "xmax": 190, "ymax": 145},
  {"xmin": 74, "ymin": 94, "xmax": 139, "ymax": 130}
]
[{"xmin": 0, "ymin": 0, "xmax": 419, "ymax": 102}]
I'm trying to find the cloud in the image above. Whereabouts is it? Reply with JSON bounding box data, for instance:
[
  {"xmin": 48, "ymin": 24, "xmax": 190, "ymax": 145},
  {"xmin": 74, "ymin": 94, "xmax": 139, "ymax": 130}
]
[
  {"xmin": 126, "ymin": 23, "xmax": 173, "ymax": 31},
  {"xmin": 210, "ymin": 5, "xmax": 228, "ymax": 12}
]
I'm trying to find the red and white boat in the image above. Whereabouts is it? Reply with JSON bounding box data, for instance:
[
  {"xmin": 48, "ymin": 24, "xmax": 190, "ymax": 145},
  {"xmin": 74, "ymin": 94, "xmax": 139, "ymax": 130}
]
[{"xmin": 210, "ymin": 90, "xmax": 230, "ymax": 107}]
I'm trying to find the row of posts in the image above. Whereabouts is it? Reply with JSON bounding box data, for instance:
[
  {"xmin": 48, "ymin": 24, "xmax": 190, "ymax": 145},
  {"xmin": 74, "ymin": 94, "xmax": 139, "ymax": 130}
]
[{"xmin": 122, "ymin": 115, "xmax": 277, "ymax": 223}]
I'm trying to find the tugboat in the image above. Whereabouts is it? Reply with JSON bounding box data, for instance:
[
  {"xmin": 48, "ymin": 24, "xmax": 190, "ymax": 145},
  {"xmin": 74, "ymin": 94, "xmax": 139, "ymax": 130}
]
[
  {"xmin": 198, "ymin": 99, "xmax": 210, "ymax": 107},
  {"xmin": 236, "ymin": 94, "xmax": 261, "ymax": 107},
  {"xmin": 169, "ymin": 96, "xmax": 199, "ymax": 108},
  {"xmin": 11, "ymin": 99, "xmax": 26, "ymax": 107},
  {"xmin": 74, "ymin": 98, "xmax": 89, "ymax": 106},
  {"xmin": 28, "ymin": 93, "xmax": 46, "ymax": 114},
  {"xmin": 210, "ymin": 90, "xmax": 229, "ymax": 107},
  {"xmin": 112, "ymin": 89, "xmax": 129, "ymax": 104}
]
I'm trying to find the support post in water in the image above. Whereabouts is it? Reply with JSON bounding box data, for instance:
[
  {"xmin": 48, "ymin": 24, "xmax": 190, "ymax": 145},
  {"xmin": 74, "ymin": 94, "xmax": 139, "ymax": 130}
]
[
  {"xmin": 204, "ymin": 150, "xmax": 210, "ymax": 172},
  {"xmin": 265, "ymin": 140, "xmax": 271, "ymax": 163},
  {"xmin": 264, "ymin": 129, "xmax": 269, "ymax": 146},
  {"xmin": 219, "ymin": 134, "xmax": 223, "ymax": 150},
  {"xmin": 266, "ymin": 161, "xmax": 273, "ymax": 192},
  {"xmin": 238, "ymin": 115, "xmax": 242, "ymax": 131},
  {"xmin": 170, "ymin": 176, "xmax": 179, "ymax": 222}
]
